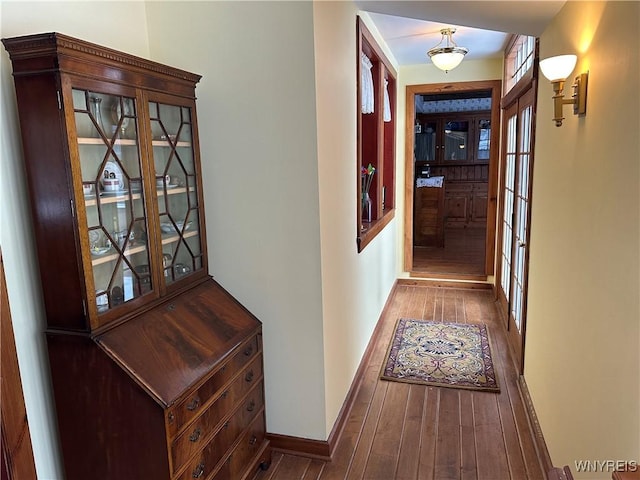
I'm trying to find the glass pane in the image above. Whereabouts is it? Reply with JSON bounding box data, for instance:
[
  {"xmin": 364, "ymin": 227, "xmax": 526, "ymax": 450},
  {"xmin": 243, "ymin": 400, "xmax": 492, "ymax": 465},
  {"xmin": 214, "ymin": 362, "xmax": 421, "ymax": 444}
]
[
  {"xmin": 477, "ymin": 119, "xmax": 491, "ymax": 161},
  {"xmin": 73, "ymin": 88, "xmax": 152, "ymax": 314},
  {"xmin": 414, "ymin": 120, "xmax": 437, "ymax": 162},
  {"xmin": 149, "ymin": 100, "xmax": 204, "ymax": 286},
  {"xmin": 500, "ymin": 114, "xmax": 518, "ymax": 297},
  {"xmin": 443, "ymin": 120, "xmax": 468, "ymax": 161}
]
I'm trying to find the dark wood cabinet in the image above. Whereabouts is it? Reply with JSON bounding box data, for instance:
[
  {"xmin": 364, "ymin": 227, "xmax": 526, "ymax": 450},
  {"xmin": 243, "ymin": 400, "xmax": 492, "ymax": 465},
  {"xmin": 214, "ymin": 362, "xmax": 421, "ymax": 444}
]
[
  {"xmin": 444, "ymin": 182, "xmax": 487, "ymax": 227},
  {"xmin": 414, "ymin": 181, "xmax": 445, "ymax": 247},
  {"xmin": 414, "ymin": 112, "xmax": 490, "ymax": 229},
  {"xmin": 414, "ymin": 112, "xmax": 491, "ymax": 164},
  {"xmin": 470, "ymin": 182, "xmax": 488, "ymax": 224},
  {"xmin": 2, "ymin": 32, "xmax": 270, "ymax": 479}
]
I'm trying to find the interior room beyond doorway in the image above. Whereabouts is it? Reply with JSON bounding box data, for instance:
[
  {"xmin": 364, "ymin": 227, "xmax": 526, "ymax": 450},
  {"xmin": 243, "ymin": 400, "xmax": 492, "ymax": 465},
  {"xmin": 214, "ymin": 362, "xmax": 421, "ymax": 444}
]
[{"xmin": 405, "ymin": 80, "xmax": 501, "ymax": 280}]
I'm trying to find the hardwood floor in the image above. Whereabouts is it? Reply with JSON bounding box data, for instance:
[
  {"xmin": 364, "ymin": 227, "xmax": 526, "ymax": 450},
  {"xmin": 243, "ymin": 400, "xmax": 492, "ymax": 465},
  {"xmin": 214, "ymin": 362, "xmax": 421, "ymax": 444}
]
[
  {"xmin": 412, "ymin": 227, "xmax": 486, "ymax": 276},
  {"xmin": 253, "ymin": 285, "xmax": 545, "ymax": 480}
]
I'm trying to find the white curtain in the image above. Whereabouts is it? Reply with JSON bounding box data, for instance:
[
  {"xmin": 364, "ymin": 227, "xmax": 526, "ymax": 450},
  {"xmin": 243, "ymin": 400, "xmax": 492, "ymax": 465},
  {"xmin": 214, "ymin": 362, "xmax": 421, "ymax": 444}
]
[
  {"xmin": 361, "ymin": 53, "xmax": 374, "ymax": 114},
  {"xmin": 383, "ymin": 78, "xmax": 391, "ymax": 122}
]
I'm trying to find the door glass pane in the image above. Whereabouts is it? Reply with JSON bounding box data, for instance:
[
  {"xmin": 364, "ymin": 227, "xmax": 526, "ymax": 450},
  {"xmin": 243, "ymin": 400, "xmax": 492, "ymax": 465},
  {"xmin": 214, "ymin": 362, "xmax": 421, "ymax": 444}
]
[
  {"xmin": 149, "ymin": 101, "xmax": 204, "ymax": 285},
  {"xmin": 500, "ymin": 114, "xmax": 517, "ymax": 297},
  {"xmin": 477, "ymin": 119, "xmax": 491, "ymax": 161},
  {"xmin": 414, "ymin": 120, "xmax": 437, "ymax": 162},
  {"xmin": 443, "ymin": 120, "xmax": 468, "ymax": 161},
  {"xmin": 73, "ymin": 88, "xmax": 152, "ymax": 313}
]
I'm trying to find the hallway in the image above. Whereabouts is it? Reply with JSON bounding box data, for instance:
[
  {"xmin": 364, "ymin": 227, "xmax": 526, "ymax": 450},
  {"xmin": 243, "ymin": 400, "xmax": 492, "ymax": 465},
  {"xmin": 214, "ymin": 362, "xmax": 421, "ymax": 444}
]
[{"xmin": 253, "ymin": 284, "xmax": 545, "ymax": 480}]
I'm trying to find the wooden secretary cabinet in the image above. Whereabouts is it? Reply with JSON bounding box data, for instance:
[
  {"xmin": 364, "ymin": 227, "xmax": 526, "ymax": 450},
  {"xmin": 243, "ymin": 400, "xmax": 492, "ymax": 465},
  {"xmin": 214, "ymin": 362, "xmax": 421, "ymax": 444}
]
[{"xmin": 2, "ymin": 33, "xmax": 270, "ymax": 479}]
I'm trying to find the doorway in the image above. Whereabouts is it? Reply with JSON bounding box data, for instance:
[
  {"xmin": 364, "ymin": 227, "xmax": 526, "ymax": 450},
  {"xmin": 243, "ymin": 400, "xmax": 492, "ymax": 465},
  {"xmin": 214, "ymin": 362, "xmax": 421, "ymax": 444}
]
[{"xmin": 404, "ymin": 80, "xmax": 501, "ymax": 279}]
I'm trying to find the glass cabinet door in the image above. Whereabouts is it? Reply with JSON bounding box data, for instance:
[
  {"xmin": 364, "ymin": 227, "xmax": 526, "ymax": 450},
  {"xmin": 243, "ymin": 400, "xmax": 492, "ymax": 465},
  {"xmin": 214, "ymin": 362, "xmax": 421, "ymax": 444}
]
[
  {"xmin": 414, "ymin": 120, "xmax": 437, "ymax": 162},
  {"xmin": 477, "ymin": 118, "xmax": 491, "ymax": 161},
  {"xmin": 149, "ymin": 101, "xmax": 204, "ymax": 285},
  {"xmin": 443, "ymin": 119, "xmax": 469, "ymax": 161},
  {"xmin": 72, "ymin": 89, "xmax": 152, "ymax": 313}
]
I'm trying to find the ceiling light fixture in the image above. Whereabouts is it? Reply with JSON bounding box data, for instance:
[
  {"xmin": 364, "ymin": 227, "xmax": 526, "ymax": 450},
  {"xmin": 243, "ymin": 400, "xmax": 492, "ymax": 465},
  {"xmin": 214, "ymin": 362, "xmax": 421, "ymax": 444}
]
[
  {"xmin": 539, "ymin": 54, "xmax": 588, "ymax": 127},
  {"xmin": 427, "ymin": 28, "xmax": 468, "ymax": 73}
]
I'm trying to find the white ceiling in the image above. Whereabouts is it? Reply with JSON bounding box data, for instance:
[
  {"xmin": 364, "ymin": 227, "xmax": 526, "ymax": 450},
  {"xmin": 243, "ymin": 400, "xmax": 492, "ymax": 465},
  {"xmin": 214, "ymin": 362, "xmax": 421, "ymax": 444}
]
[{"xmin": 355, "ymin": 1, "xmax": 566, "ymax": 66}]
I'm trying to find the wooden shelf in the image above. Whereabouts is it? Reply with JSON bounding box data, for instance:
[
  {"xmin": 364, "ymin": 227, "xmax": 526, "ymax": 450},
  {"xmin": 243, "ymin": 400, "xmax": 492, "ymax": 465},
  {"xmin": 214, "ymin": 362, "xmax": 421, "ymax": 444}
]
[
  {"xmin": 84, "ymin": 187, "xmax": 193, "ymax": 206},
  {"xmin": 91, "ymin": 231, "xmax": 199, "ymax": 266},
  {"xmin": 151, "ymin": 140, "xmax": 190, "ymax": 147},
  {"xmin": 78, "ymin": 137, "xmax": 138, "ymax": 146},
  {"xmin": 161, "ymin": 230, "xmax": 198, "ymax": 245},
  {"xmin": 91, "ymin": 244, "xmax": 147, "ymax": 266},
  {"xmin": 78, "ymin": 137, "xmax": 191, "ymax": 148},
  {"xmin": 85, "ymin": 191, "xmax": 141, "ymax": 206},
  {"xmin": 158, "ymin": 186, "xmax": 193, "ymax": 196}
]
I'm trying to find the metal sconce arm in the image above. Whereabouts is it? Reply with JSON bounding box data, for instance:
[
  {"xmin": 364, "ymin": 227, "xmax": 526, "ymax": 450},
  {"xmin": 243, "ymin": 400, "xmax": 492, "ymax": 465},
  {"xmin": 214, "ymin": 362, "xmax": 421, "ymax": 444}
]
[{"xmin": 549, "ymin": 72, "xmax": 588, "ymax": 127}]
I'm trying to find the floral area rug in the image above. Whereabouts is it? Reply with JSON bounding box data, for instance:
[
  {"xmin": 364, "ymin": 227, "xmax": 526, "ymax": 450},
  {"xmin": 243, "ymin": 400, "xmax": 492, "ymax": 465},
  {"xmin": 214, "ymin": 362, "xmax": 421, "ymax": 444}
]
[{"xmin": 381, "ymin": 319, "xmax": 500, "ymax": 392}]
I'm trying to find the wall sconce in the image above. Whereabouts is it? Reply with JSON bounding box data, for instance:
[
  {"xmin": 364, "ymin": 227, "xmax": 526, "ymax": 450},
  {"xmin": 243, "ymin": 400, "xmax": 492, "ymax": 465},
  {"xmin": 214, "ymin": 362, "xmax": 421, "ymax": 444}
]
[{"xmin": 539, "ymin": 54, "xmax": 588, "ymax": 127}]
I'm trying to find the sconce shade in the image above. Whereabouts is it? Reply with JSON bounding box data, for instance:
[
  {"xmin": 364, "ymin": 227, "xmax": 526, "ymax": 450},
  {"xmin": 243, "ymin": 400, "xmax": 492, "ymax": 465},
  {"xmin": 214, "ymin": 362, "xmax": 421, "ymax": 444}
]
[
  {"xmin": 539, "ymin": 54, "xmax": 577, "ymax": 81},
  {"xmin": 428, "ymin": 28, "xmax": 468, "ymax": 73},
  {"xmin": 539, "ymin": 54, "xmax": 587, "ymax": 127}
]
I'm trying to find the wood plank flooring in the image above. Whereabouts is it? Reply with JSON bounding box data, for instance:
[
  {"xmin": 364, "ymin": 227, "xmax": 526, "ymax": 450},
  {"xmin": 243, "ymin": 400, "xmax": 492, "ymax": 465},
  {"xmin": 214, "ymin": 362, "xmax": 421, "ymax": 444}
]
[
  {"xmin": 253, "ymin": 285, "xmax": 545, "ymax": 480},
  {"xmin": 412, "ymin": 227, "xmax": 486, "ymax": 276}
]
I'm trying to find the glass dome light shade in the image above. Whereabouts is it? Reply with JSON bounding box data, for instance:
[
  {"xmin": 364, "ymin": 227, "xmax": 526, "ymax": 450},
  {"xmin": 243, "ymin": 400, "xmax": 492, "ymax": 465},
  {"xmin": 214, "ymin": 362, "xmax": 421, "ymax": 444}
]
[
  {"xmin": 539, "ymin": 54, "xmax": 577, "ymax": 82},
  {"xmin": 428, "ymin": 47, "xmax": 467, "ymax": 72}
]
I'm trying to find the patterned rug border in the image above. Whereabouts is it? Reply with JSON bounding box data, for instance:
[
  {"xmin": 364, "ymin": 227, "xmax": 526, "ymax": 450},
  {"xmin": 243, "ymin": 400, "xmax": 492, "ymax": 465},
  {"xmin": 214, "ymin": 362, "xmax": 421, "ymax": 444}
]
[{"xmin": 380, "ymin": 318, "xmax": 500, "ymax": 393}]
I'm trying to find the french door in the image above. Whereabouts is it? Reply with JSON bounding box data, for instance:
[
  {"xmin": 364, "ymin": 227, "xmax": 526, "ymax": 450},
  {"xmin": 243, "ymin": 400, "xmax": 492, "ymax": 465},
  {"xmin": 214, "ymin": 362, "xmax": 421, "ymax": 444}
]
[{"xmin": 498, "ymin": 86, "xmax": 536, "ymax": 373}]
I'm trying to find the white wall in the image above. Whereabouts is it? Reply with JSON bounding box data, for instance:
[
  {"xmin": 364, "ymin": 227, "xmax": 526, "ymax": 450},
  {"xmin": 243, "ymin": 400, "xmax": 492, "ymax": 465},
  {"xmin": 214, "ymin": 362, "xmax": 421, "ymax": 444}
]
[
  {"xmin": 313, "ymin": 3, "xmax": 399, "ymax": 436},
  {"xmin": 0, "ymin": 3, "xmax": 150, "ymax": 478},
  {"xmin": 144, "ymin": 1, "xmax": 400, "ymax": 440},
  {"xmin": 145, "ymin": 1, "xmax": 327, "ymax": 440},
  {"xmin": 525, "ymin": 2, "xmax": 640, "ymax": 478}
]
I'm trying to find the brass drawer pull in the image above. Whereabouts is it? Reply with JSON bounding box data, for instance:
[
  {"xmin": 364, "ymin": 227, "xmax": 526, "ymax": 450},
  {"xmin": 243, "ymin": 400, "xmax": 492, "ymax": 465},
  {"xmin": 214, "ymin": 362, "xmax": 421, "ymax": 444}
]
[
  {"xmin": 221, "ymin": 390, "xmax": 229, "ymax": 399},
  {"xmin": 189, "ymin": 427, "xmax": 202, "ymax": 443},
  {"xmin": 246, "ymin": 400, "xmax": 256, "ymax": 412},
  {"xmin": 192, "ymin": 462, "xmax": 205, "ymax": 478},
  {"xmin": 249, "ymin": 435, "xmax": 258, "ymax": 446},
  {"xmin": 244, "ymin": 345, "xmax": 254, "ymax": 356},
  {"xmin": 245, "ymin": 370, "xmax": 254, "ymax": 382},
  {"xmin": 168, "ymin": 412, "xmax": 175, "ymax": 423},
  {"xmin": 223, "ymin": 421, "xmax": 230, "ymax": 429},
  {"xmin": 186, "ymin": 397, "xmax": 200, "ymax": 411}
]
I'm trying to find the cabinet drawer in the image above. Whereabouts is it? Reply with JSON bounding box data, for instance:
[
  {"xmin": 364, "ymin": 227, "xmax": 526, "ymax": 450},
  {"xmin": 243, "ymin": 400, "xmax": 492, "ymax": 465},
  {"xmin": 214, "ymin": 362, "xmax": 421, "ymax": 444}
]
[
  {"xmin": 175, "ymin": 385, "xmax": 264, "ymax": 480},
  {"xmin": 167, "ymin": 335, "xmax": 259, "ymax": 436},
  {"xmin": 209, "ymin": 414, "xmax": 266, "ymax": 480},
  {"xmin": 170, "ymin": 358, "xmax": 263, "ymax": 473}
]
